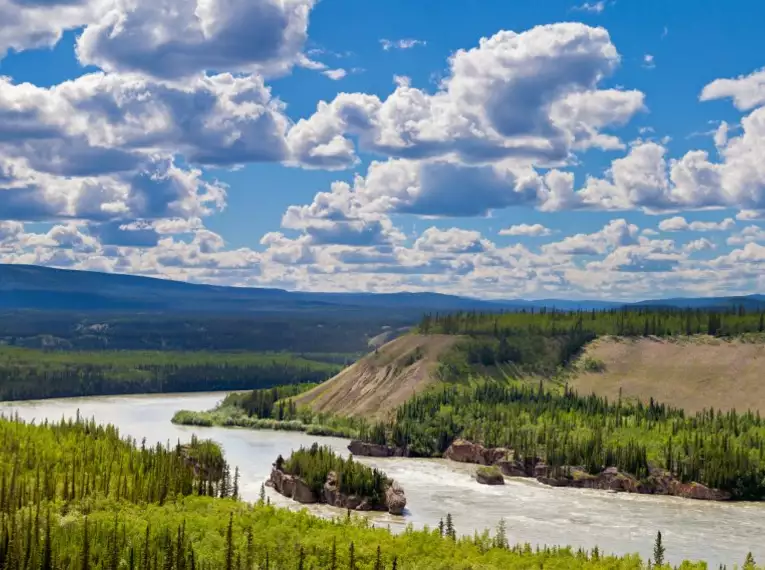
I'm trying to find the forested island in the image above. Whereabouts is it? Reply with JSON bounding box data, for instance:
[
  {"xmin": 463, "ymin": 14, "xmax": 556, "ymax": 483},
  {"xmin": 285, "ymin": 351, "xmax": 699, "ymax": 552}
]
[{"xmin": 267, "ymin": 444, "xmax": 407, "ymax": 514}]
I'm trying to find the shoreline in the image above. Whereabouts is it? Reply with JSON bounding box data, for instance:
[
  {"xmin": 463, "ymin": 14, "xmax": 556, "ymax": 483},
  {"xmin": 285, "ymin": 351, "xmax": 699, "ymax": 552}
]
[{"xmin": 348, "ymin": 439, "xmax": 733, "ymax": 502}]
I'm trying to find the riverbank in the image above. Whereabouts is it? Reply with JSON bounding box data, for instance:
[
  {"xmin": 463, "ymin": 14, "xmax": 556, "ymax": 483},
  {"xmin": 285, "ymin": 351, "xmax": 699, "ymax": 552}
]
[
  {"xmin": 172, "ymin": 404, "xmax": 359, "ymax": 438},
  {"xmin": 5, "ymin": 392, "xmax": 765, "ymax": 566},
  {"xmin": 349, "ymin": 439, "xmax": 732, "ymax": 501}
]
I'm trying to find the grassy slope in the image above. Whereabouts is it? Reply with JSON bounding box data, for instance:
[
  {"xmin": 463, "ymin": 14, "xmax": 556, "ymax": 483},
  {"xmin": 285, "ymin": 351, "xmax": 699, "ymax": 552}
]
[
  {"xmin": 570, "ymin": 335, "xmax": 765, "ymax": 413},
  {"xmin": 294, "ymin": 334, "xmax": 462, "ymax": 419}
]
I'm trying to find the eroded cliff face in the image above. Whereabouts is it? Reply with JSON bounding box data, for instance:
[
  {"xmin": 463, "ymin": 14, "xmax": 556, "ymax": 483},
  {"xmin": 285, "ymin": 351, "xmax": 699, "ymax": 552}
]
[
  {"xmin": 267, "ymin": 466, "xmax": 407, "ymax": 515},
  {"xmin": 346, "ymin": 438, "xmax": 731, "ymax": 502}
]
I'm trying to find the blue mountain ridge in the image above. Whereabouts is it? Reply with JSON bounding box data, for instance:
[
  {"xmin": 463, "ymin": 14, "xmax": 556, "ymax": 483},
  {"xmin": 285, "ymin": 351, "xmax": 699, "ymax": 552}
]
[{"xmin": 0, "ymin": 264, "xmax": 762, "ymax": 313}]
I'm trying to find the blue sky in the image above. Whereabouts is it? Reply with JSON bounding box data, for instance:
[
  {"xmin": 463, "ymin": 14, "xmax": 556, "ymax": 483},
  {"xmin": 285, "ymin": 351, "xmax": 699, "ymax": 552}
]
[{"xmin": 1, "ymin": 0, "xmax": 764, "ymax": 300}]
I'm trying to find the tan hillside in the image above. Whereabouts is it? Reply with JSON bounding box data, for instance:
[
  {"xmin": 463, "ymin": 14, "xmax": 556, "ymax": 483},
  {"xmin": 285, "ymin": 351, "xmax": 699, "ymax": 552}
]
[
  {"xmin": 294, "ymin": 334, "xmax": 461, "ymax": 419},
  {"xmin": 570, "ymin": 336, "xmax": 765, "ymax": 413}
]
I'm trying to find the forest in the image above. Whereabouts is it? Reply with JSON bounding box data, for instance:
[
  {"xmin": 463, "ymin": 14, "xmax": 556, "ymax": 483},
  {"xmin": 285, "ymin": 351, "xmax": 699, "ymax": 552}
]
[
  {"xmin": 419, "ymin": 306, "xmax": 765, "ymax": 338},
  {"xmin": 354, "ymin": 380, "xmax": 765, "ymax": 499},
  {"xmin": 278, "ymin": 444, "xmax": 389, "ymax": 501},
  {"xmin": 0, "ymin": 347, "xmax": 340, "ymax": 401},
  {"xmin": 0, "ymin": 310, "xmax": 407, "ymax": 353},
  {"xmin": 0, "ymin": 413, "xmax": 735, "ymax": 569}
]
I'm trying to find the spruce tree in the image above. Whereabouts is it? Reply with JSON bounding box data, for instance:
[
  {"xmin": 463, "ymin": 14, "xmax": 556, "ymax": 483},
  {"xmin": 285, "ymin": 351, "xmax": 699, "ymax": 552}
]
[
  {"xmin": 374, "ymin": 545, "xmax": 382, "ymax": 570},
  {"xmin": 653, "ymin": 531, "xmax": 665, "ymax": 566},
  {"xmin": 744, "ymin": 552, "xmax": 756, "ymax": 569},
  {"xmin": 41, "ymin": 510, "xmax": 52, "ymax": 570},
  {"xmin": 225, "ymin": 514, "xmax": 234, "ymax": 570},
  {"xmin": 81, "ymin": 516, "xmax": 90, "ymax": 570},
  {"xmin": 445, "ymin": 513, "xmax": 455, "ymax": 540}
]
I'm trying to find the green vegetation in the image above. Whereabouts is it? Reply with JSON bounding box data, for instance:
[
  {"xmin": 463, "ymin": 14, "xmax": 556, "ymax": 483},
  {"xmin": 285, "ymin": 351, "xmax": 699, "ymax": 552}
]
[
  {"xmin": 0, "ymin": 413, "xmax": 728, "ymax": 569},
  {"xmin": 172, "ymin": 384, "xmax": 365, "ymax": 438},
  {"xmin": 278, "ymin": 444, "xmax": 389, "ymax": 502},
  {"xmin": 0, "ymin": 310, "xmax": 408, "ymax": 354},
  {"xmin": 358, "ymin": 380, "xmax": 765, "ymax": 499},
  {"xmin": 0, "ymin": 346, "xmax": 340, "ymax": 401},
  {"xmin": 419, "ymin": 306, "xmax": 765, "ymax": 339},
  {"xmin": 420, "ymin": 307, "xmax": 765, "ymax": 382}
]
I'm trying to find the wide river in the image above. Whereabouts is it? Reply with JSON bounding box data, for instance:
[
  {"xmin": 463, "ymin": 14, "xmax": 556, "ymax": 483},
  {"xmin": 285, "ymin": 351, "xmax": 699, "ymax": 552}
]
[{"xmin": 2, "ymin": 391, "xmax": 763, "ymax": 567}]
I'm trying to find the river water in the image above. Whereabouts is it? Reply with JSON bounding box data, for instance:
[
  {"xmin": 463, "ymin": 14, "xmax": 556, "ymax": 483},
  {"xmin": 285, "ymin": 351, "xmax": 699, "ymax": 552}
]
[{"xmin": 2, "ymin": 391, "xmax": 763, "ymax": 567}]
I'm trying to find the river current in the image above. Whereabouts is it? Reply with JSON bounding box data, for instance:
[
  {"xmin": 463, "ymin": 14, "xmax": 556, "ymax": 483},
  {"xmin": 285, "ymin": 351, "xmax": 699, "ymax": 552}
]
[{"xmin": 2, "ymin": 391, "xmax": 762, "ymax": 567}]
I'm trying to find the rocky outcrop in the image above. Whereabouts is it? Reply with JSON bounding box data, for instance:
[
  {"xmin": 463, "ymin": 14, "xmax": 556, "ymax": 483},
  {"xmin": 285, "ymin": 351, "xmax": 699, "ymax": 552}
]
[
  {"xmin": 385, "ymin": 482, "xmax": 407, "ymax": 515},
  {"xmin": 347, "ymin": 440, "xmax": 408, "ymax": 457},
  {"xmin": 266, "ymin": 466, "xmax": 317, "ymax": 504},
  {"xmin": 442, "ymin": 440, "xmax": 731, "ymax": 501},
  {"xmin": 444, "ymin": 439, "xmax": 508, "ymax": 465},
  {"xmin": 267, "ymin": 466, "xmax": 408, "ymax": 514}
]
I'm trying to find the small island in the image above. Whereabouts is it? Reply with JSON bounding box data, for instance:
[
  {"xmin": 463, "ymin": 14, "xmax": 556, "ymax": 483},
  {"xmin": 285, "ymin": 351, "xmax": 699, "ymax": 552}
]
[{"xmin": 267, "ymin": 444, "xmax": 407, "ymax": 515}]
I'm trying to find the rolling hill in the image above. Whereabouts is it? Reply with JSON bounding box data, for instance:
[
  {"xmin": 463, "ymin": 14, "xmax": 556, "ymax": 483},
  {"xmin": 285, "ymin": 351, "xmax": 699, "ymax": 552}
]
[{"xmin": 2, "ymin": 264, "xmax": 764, "ymax": 314}]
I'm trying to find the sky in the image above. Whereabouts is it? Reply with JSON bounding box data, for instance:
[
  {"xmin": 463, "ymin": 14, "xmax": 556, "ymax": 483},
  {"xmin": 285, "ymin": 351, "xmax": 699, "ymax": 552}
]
[{"xmin": 1, "ymin": 0, "xmax": 765, "ymax": 301}]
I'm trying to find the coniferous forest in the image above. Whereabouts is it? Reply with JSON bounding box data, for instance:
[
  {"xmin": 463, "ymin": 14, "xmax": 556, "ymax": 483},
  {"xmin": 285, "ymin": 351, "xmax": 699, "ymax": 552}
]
[
  {"xmin": 0, "ymin": 413, "xmax": 731, "ymax": 569},
  {"xmin": 0, "ymin": 347, "xmax": 340, "ymax": 401},
  {"xmin": 357, "ymin": 380, "xmax": 765, "ymax": 499}
]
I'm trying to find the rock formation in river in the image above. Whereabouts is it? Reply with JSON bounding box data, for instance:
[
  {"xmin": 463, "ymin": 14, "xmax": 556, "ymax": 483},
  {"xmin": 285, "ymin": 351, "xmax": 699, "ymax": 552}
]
[
  {"xmin": 267, "ymin": 463, "xmax": 407, "ymax": 515},
  {"xmin": 346, "ymin": 438, "xmax": 731, "ymax": 501},
  {"xmin": 476, "ymin": 466, "xmax": 505, "ymax": 485}
]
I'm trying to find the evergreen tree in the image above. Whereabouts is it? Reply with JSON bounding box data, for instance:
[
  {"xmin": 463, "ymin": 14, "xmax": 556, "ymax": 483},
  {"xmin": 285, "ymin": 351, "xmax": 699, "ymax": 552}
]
[
  {"xmin": 744, "ymin": 552, "xmax": 756, "ymax": 569},
  {"xmin": 225, "ymin": 514, "xmax": 234, "ymax": 570},
  {"xmin": 445, "ymin": 513, "xmax": 455, "ymax": 540},
  {"xmin": 81, "ymin": 516, "xmax": 90, "ymax": 570},
  {"xmin": 259, "ymin": 483, "xmax": 266, "ymax": 505},
  {"xmin": 41, "ymin": 510, "xmax": 52, "ymax": 570},
  {"xmin": 653, "ymin": 531, "xmax": 665, "ymax": 566},
  {"xmin": 232, "ymin": 467, "xmax": 240, "ymax": 500},
  {"xmin": 494, "ymin": 519, "xmax": 508, "ymax": 549},
  {"xmin": 374, "ymin": 545, "xmax": 382, "ymax": 570}
]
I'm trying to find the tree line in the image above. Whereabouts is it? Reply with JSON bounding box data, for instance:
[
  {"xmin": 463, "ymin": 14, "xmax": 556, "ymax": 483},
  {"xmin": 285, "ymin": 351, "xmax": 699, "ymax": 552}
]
[
  {"xmin": 0, "ymin": 347, "xmax": 339, "ymax": 401},
  {"xmin": 419, "ymin": 306, "xmax": 765, "ymax": 338}
]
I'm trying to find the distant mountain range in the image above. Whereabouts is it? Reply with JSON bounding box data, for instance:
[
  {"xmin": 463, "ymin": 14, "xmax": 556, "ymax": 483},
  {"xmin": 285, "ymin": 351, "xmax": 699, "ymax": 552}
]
[{"xmin": 0, "ymin": 264, "xmax": 763, "ymax": 314}]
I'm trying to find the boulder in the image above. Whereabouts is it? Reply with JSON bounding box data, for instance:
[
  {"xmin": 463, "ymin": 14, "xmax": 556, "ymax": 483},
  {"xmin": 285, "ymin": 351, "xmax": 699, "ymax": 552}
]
[
  {"xmin": 445, "ymin": 439, "xmax": 507, "ymax": 465},
  {"xmin": 671, "ymin": 482, "xmax": 731, "ymax": 501},
  {"xmin": 385, "ymin": 482, "xmax": 407, "ymax": 515},
  {"xmin": 533, "ymin": 462, "xmax": 550, "ymax": 478},
  {"xmin": 496, "ymin": 459, "xmax": 528, "ymax": 477},
  {"xmin": 347, "ymin": 440, "xmax": 405, "ymax": 457},
  {"xmin": 476, "ymin": 466, "xmax": 505, "ymax": 486},
  {"xmin": 292, "ymin": 478, "xmax": 317, "ymax": 504}
]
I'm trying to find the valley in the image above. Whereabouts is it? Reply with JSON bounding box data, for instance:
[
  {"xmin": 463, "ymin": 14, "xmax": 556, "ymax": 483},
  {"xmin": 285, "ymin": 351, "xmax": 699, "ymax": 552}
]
[{"xmin": 3, "ymin": 267, "xmax": 765, "ymax": 567}]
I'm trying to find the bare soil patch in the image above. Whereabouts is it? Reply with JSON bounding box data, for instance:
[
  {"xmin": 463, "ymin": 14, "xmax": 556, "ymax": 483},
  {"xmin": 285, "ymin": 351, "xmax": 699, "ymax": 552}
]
[
  {"xmin": 294, "ymin": 334, "xmax": 461, "ymax": 419},
  {"xmin": 571, "ymin": 336, "xmax": 765, "ymax": 413}
]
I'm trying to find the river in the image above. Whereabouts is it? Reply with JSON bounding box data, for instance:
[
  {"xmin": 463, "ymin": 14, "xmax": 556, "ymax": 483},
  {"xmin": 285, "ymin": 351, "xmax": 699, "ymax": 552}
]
[{"xmin": 1, "ymin": 391, "xmax": 762, "ymax": 567}]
